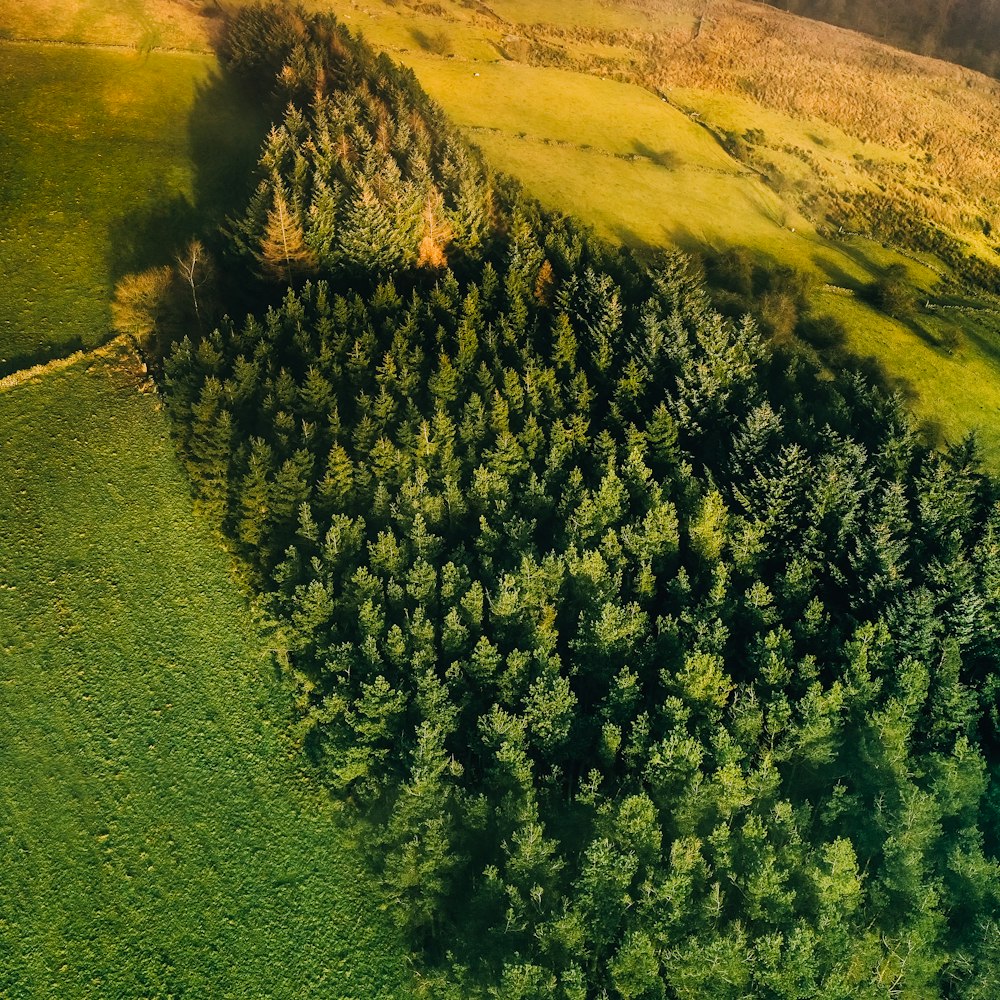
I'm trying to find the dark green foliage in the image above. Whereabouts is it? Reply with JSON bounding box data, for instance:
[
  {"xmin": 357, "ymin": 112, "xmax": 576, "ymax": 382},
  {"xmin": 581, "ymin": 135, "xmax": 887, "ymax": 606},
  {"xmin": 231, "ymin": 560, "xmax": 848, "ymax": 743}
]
[
  {"xmin": 164, "ymin": 5, "xmax": 1000, "ymax": 996},
  {"xmin": 870, "ymin": 263, "xmax": 917, "ymax": 319},
  {"xmin": 705, "ymin": 250, "xmax": 812, "ymax": 344},
  {"xmin": 222, "ymin": 6, "xmax": 500, "ymax": 288},
  {"xmin": 221, "ymin": 2, "xmax": 305, "ymax": 85}
]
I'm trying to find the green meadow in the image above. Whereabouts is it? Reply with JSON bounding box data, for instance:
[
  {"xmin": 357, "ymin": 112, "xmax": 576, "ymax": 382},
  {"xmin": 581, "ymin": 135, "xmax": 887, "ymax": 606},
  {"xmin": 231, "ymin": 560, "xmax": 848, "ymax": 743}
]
[
  {"xmin": 0, "ymin": 40, "xmax": 263, "ymax": 374},
  {"xmin": 0, "ymin": 347, "xmax": 410, "ymax": 998},
  {"xmin": 0, "ymin": 43, "xmax": 199, "ymax": 366},
  {"xmin": 0, "ymin": 5, "xmax": 407, "ymax": 990},
  {"xmin": 0, "ymin": 0, "xmax": 213, "ymax": 51}
]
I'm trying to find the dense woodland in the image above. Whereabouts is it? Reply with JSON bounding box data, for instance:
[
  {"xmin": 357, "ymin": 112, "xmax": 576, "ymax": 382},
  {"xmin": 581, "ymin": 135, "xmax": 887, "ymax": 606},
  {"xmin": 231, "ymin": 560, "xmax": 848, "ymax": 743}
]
[
  {"xmin": 771, "ymin": 0, "xmax": 1000, "ymax": 78},
  {"xmin": 159, "ymin": 5, "xmax": 1000, "ymax": 996}
]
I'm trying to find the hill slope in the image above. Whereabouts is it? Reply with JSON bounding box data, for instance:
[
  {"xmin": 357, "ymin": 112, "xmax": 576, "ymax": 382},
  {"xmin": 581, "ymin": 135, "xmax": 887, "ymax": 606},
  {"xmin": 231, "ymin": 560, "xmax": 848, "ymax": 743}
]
[
  {"xmin": 320, "ymin": 0, "xmax": 1000, "ymax": 464},
  {"xmin": 778, "ymin": 0, "xmax": 1000, "ymax": 79},
  {"xmin": 8, "ymin": 1, "xmax": 1000, "ymax": 462}
]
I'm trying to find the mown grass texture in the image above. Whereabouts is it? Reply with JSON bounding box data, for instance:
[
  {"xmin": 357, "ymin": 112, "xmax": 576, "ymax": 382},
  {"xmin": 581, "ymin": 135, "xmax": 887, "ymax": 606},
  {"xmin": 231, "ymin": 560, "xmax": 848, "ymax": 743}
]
[{"xmin": 0, "ymin": 347, "xmax": 410, "ymax": 999}]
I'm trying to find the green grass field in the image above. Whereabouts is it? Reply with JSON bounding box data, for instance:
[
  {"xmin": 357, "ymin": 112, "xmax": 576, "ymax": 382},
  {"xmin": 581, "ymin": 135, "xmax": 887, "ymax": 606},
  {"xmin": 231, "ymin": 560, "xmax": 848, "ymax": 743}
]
[
  {"xmin": 0, "ymin": 43, "xmax": 200, "ymax": 366},
  {"xmin": 0, "ymin": 345, "xmax": 411, "ymax": 998},
  {"xmin": 0, "ymin": 0, "xmax": 214, "ymax": 50},
  {"xmin": 0, "ymin": 41, "xmax": 264, "ymax": 374},
  {"xmin": 0, "ymin": 9, "xmax": 409, "ymax": 993}
]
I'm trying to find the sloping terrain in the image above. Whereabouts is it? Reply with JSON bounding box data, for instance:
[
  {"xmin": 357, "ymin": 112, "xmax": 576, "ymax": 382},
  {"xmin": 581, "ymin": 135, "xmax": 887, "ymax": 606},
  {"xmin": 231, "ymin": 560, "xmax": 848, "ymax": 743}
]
[
  {"xmin": 155, "ymin": 8, "xmax": 1000, "ymax": 995},
  {"xmin": 0, "ymin": 4, "xmax": 410, "ymax": 995},
  {"xmin": 2, "ymin": 2, "xmax": 1000, "ymax": 995},
  {"xmin": 315, "ymin": 0, "xmax": 1000, "ymax": 463},
  {"xmin": 780, "ymin": 0, "xmax": 1000, "ymax": 78},
  {"xmin": 0, "ymin": 39, "xmax": 266, "ymax": 374},
  {"xmin": 7, "ymin": 0, "xmax": 1000, "ymax": 457}
]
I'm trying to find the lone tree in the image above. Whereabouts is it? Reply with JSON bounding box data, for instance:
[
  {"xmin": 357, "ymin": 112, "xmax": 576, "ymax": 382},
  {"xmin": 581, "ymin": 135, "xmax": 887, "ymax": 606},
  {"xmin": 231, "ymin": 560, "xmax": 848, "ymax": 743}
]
[
  {"xmin": 871, "ymin": 262, "xmax": 917, "ymax": 320},
  {"xmin": 110, "ymin": 266, "xmax": 175, "ymax": 354},
  {"xmin": 416, "ymin": 187, "xmax": 453, "ymax": 271},
  {"xmin": 174, "ymin": 238, "xmax": 214, "ymax": 329}
]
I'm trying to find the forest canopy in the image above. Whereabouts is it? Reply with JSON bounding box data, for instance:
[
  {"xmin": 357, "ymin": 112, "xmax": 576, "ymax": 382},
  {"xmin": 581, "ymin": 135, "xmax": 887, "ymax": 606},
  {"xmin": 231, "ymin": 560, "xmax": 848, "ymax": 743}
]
[{"xmin": 160, "ymin": 5, "xmax": 1000, "ymax": 996}]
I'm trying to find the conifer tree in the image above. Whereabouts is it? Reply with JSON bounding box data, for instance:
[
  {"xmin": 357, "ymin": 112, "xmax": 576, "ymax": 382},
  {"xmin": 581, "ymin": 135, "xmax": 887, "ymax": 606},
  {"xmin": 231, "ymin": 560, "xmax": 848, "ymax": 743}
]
[{"xmin": 259, "ymin": 181, "xmax": 318, "ymax": 282}]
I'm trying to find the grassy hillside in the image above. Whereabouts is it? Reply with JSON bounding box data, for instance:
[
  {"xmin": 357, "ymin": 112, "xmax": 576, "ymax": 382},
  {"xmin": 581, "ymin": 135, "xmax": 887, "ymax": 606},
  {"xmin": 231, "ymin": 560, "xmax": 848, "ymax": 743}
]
[
  {"xmin": 780, "ymin": 0, "xmax": 1000, "ymax": 79},
  {"xmin": 0, "ymin": 2, "xmax": 997, "ymax": 994},
  {"xmin": 156, "ymin": 10, "xmax": 1000, "ymax": 995},
  {"xmin": 0, "ymin": 344, "xmax": 410, "ymax": 998},
  {"xmin": 0, "ymin": 0, "xmax": 216, "ymax": 50},
  {"xmin": 6, "ymin": 0, "xmax": 1000, "ymax": 459},
  {"xmin": 317, "ymin": 0, "xmax": 1000, "ymax": 464},
  {"xmin": 0, "ymin": 42, "xmax": 204, "ymax": 366},
  {"xmin": 0, "ymin": 40, "xmax": 265, "ymax": 374}
]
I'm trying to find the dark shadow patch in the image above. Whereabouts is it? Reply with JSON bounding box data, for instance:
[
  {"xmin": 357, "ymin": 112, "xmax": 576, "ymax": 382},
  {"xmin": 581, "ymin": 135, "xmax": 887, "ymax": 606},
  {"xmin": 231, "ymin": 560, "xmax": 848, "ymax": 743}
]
[
  {"xmin": 187, "ymin": 68, "xmax": 274, "ymax": 230},
  {"xmin": 103, "ymin": 60, "xmax": 275, "ymax": 318},
  {"xmin": 410, "ymin": 26, "xmax": 452, "ymax": 55},
  {"xmin": 107, "ymin": 192, "xmax": 201, "ymax": 281},
  {"xmin": 811, "ymin": 251, "xmax": 862, "ymax": 291},
  {"xmin": 632, "ymin": 139, "xmax": 681, "ymax": 170},
  {"xmin": 0, "ymin": 336, "xmax": 86, "ymax": 380}
]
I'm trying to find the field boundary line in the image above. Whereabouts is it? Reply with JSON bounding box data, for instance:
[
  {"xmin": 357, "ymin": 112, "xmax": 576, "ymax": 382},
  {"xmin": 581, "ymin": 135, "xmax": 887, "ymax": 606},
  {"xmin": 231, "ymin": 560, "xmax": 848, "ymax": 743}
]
[
  {"xmin": 0, "ymin": 36, "xmax": 212, "ymax": 56},
  {"xmin": 0, "ymin": 336, "xmax": 130, "ymax": 394}
]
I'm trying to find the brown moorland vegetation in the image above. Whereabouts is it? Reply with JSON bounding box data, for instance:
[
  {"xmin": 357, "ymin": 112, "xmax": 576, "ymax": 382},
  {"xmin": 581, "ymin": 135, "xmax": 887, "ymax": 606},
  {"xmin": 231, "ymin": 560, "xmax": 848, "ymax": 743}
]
[
  {"xmin": 456, "ymin": 0, "xmax": 1000, "ymax": 263},
  {"xmin": 777, "ymin": 0, "xmax": 1000, "ymax": 79}
]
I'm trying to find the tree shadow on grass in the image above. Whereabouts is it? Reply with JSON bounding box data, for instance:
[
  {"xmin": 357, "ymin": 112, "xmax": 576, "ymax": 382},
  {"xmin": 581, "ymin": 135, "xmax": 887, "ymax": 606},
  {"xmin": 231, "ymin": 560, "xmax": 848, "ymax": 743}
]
[
  {"xmin": 940, "ymin": 311, "xmax": 1000, "ymax": 368},
  {"xmin": 108, "ymin": 193, "xmax": 203, "ymax": 281},
  {"xmin": 0, "ymin": 336, "xmax": 87, "ymax": 381},
  {"xmin": 826, "ymin": 235, "xmax": 886, "ymax": 284},
  {"xmin": 632, "ymin": 139, "xmax": 681, "ymax": 170},
  {"xmin": 105, "ymin": 64, "xmax": 274, "ymax": 289},
  {"xmin": 899, "ymin": 312, "xmax": 948, "ymax": 350},
  {"xmin": 187, "ymin": 68, "xmax": 274, "ymax": 230},
  {"xmin": 811, "ymin": 251, "xmax": 860, "ymax": 290}
]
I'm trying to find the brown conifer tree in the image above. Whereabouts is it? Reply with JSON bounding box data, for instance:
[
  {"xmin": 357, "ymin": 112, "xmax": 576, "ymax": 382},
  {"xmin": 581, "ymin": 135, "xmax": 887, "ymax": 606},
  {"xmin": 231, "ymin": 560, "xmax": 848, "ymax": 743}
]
[
  {"xmin": 259, "ymin": 183, "xmax": 317, "ymax": 282},
  {"xmin": 416, "ymin": 187, "xmax": 453, "ymax": 271}
]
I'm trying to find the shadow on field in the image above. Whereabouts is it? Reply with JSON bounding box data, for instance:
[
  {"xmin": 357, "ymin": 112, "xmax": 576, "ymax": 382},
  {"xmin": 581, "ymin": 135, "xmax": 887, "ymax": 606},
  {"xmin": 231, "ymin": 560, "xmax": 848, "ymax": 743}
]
[
  {"xmin": 936, "ymin": 311, "xmax": 1000, "ymax": 368},
  {"xmin": 827, "ymin": 237, "xmax": 885, "ymax": 284},
  {"xmin": 109, "ymin": 194, "xmax": 202, "ymax": 279},
  {"xmin": 106, "ymin": 64, "xmax": 273, "ymax": 285},
  {"xmin": 811, "ymin": 252, "xmax": 861, "ymax": 290},
  {"xmin": 900, "ymin": 313, "xmax": 947, "ymax": 350},
  {"xmin": 609, "ymin": 223, "xmax": 652, "ymax": 252},
  {"xmin": 632, "ymin": 140, "xmax": 681, "ymax": 170},
  {"xmin": 0, "ymin": 337, "xmax": 87, "ymax": 381}
]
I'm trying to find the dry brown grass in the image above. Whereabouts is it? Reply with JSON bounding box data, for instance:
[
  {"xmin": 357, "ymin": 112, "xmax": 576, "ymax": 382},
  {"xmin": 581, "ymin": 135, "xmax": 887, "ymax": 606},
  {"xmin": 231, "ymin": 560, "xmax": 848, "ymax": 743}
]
[{"xmin": 459, "ymin": 0, "xmax": 1000, "ymax": 254}]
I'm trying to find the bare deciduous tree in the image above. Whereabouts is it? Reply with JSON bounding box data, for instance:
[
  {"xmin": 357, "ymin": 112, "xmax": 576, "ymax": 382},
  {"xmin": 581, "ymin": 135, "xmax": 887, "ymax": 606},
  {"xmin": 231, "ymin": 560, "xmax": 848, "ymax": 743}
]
[{"xmin": 175, "ymin": 239, "xmax": 214, "ymax": 329}]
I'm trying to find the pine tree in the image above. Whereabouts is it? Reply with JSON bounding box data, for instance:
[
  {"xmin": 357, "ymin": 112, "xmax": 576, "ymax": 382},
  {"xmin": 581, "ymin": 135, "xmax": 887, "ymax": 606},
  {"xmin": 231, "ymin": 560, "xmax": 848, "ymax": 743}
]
[
  {"xmin": 417, "ymin": 186, "xmax": 454, "ymax": 270},
  {"xmin": 259, "ymin": 180, "xmax": 318, "ymax": 283}
]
